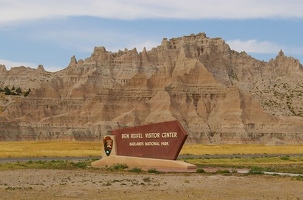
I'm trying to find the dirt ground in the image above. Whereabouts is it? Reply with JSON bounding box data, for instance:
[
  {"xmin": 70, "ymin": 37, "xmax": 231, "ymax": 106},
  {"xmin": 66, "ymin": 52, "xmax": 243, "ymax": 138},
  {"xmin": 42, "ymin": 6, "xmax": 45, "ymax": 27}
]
[{"xmin": 0, "ymin": 169, "xmax": 303, "ymax": 200}]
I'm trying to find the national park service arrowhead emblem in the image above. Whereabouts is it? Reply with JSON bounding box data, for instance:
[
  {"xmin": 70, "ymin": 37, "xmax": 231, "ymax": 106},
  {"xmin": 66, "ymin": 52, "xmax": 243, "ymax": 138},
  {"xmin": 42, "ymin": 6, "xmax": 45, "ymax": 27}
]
[{"xmin": 103, "ymin": 136, "xmax": 113, "ymax": 156}]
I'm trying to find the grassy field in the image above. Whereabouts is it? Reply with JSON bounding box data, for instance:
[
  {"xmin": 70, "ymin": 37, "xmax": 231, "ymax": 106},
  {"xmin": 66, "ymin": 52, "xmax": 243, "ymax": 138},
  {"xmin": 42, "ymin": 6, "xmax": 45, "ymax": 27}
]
[
  {"xmin": 0, "ymin": 141, "xmax": 102, "ymax": 158},
  {"xmin": 1, "ymin": 141, "xmax": 303, "ymax": 158},
  {"xmin": 181, "ymin": 144, "xmax": 303, "ymax": 155},
  {"xmin": 0, "ymin": 141, "xmax": 303, "ymax": 174}
]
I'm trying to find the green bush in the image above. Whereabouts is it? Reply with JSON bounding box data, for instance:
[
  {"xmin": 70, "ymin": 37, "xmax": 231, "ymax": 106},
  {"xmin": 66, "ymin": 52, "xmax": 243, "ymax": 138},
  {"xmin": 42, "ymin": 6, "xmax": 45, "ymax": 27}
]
[
  {"xmin": 109, "ymin": 163, "xmax": 128, "ymax": 171},
  {"xmin": 293, "ymin": 176, "xmax": 303, "ymax": 181},
  {"xmin": 249, "ymin": 166, "xmax": 264, "ymax": 174},
  {"xmin": 4, "ymin": 86, "xmax": 11, "ymax": 95},
  {"xmin": 280, "ymin": 156, "xmax": 290, "ymax": 160},
  {"xmin": 148, "ymin": 168, "xmax": 161, "ymax": 174},
  {"xmin": 196, "ymin": 168, "xmax": 205, "ymax": 173},
  {"xmin": 71, "ymin": 162, "xmax": 87, "ymax": 169},
  {"xmin": 0, "ymin": 86, "xmax": 31, "ymax": 96},
  {"xmin": 129, "ymin": 167, "xmax": 142, "ymax": 173}
]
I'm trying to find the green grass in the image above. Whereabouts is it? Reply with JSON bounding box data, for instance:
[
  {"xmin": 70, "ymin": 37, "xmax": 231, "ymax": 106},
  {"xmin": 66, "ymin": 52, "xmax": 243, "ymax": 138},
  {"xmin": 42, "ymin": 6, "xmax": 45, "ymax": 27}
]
[
  {"xmin": 184, "ymin": 156, "xmax": 303, "ymax": 174},
  {"xmin": 106, "ymin": 163, "xmax": 129, "ymax": 171},
  {"xmin": 0, "ymin": 159, "xmax": 93, "ymax": 170},
  {"xmin": 1, "ymin": 157, "xmax": 302, "ymax": 175},
  {"xmin": 147, "ymin": 168, "xmax": 161, "ymax": 174},
  {"xmin": 128, "ymin": 167, "xmax": 142, "ymax": 173},
  {"xmin": 1, "ymin": 142, "xmax": 303, "ymax": 176}
]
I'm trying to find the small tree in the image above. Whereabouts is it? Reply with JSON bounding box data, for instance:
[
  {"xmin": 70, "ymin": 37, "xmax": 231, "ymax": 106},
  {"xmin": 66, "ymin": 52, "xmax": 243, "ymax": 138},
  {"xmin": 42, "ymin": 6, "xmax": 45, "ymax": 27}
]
[
  {"xmin": 24, "ymin": 88, "xmax": 31, "ymax": 97},
  {"xmin": 15, "ymin": 87, "xmax": 22, "ymax": 94},
  {"xmin": 4, "ymin": 86, "xmax": 11, "ymax": 95}
]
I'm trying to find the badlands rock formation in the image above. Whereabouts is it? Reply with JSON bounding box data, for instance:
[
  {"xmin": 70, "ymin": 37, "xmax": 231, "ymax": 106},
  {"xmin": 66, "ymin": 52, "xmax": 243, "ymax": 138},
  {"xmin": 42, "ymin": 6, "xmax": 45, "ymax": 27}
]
[{"xmin": 1, "ymin": 33, "xmax": 303, "ymax": 144}]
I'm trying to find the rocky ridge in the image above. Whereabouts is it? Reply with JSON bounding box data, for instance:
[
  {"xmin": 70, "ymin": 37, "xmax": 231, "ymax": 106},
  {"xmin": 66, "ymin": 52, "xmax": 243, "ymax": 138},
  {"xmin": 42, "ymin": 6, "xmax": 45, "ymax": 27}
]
[{"xmin": 1, "ymin": 33, "xmax": 303, "ymax": 144}]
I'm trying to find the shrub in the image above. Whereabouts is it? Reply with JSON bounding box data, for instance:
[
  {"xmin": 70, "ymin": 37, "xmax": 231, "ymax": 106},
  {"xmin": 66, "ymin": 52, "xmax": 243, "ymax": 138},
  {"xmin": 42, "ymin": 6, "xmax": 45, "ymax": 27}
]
[
  {"xmin": 129, "ymin": 167, "xmax": 142, "ymax": 173},
  {"xmin": 4, "ymin": 86, "xmax": 11, "ymax": 95},
  {"xmin": 24, "ymin": 88, "xmax": 31, "ymax": 97},
  {"xmin": 26, "ymin": 160, "xmax": 33, "ymax": 164},
  {"xmin": 293, "ymin": 176, "xmax": 303, "ymax": 181},
  {"xmin": 249, "ymin": 166, "xmax": 264, "ymax": 174},
  {"xmin": 15, "ymin": 87, "xmax": 22, "ymax": 94},
  {"xmin": 109, "ymin": 163, "xmax": 128, "ymax": 171},
  {"xmin": 71, "ymin": 162, "xmax": 87, "ymax": 169},
  {"xmin": 196, "ymin": 168, "xmax": 205, "ymax": 173},
  {"xmin": 148, "ymin": 168, "xmax": 161, "ymax": 174},
  {"xmin": 143, "ymin": 177, "xmax": 151, "ymax": 182},
  {"xmin": 280, "ymin": 156, "xmax": 290, "ymax": 160}
]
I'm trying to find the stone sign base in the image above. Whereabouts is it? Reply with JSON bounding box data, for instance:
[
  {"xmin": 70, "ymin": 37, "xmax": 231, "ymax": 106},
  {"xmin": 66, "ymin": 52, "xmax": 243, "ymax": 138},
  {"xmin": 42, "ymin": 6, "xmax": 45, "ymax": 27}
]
[{"xmin": 91, "ymin": 156, "xmax": 197, "ymax": 172}]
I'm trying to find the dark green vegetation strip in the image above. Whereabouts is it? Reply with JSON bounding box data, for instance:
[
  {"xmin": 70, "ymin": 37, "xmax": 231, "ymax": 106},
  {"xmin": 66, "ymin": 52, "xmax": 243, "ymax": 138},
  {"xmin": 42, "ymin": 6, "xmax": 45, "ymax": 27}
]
[
  {"xmin": 0, "ymin": 159, "xmax": 96, "ymax": 170},
  {"xmin": 183, "ymin": 155, "xmax": 303, "ymax": 174},
  {"xmin": 1, "ymin": 156, "xmax": 303, "ymax": 176}
]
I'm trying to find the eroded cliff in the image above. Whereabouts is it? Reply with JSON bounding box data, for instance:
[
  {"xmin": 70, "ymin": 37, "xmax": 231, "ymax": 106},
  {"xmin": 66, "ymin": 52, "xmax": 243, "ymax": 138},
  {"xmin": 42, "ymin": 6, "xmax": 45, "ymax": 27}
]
[{"xmin": 1, "ymin": 33, "xmax": 303, "ymax": 144}]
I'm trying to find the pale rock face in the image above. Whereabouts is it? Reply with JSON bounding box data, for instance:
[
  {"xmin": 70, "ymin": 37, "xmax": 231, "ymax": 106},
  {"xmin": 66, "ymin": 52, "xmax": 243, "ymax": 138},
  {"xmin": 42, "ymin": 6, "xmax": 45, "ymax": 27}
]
[{"xmin": 0, "ymin": 33, "xmax": 303, "ymax": 144}]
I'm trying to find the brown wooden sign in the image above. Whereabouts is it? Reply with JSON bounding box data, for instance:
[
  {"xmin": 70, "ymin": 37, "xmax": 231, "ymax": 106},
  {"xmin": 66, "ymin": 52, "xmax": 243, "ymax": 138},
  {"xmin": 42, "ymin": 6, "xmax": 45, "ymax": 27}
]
[{"xmin": 112, "ymin": 120, "xmax": 188, "ymax": 160}]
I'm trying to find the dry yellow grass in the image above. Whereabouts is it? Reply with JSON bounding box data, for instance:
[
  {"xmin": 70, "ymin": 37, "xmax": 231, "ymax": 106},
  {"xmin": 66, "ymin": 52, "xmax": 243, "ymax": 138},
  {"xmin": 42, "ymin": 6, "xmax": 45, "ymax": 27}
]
[
  {"xmin": 180, "ymin": 144, "xmax": 303, "ymax": 155},
  {"xmin": 0, "ymin": 141, "xmax": 102, "ymax": 158},
  {"xmin": 1, "ymin": 141, "xmax": 303, "ymax": 158}
]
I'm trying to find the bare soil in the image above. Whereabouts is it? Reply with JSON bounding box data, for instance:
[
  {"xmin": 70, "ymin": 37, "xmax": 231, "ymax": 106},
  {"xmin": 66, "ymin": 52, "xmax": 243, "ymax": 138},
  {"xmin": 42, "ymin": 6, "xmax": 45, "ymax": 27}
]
[{"xmin": 0, "ymin": 169, "xmax": 303, "ymax": 200}]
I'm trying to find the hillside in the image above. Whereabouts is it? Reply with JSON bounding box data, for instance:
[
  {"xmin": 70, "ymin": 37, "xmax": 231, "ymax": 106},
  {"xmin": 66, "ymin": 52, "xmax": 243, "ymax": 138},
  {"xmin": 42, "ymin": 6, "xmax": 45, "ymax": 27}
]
[{"xmin": 1, "ymin": 33, "xmax": 303, "ymax": 144}]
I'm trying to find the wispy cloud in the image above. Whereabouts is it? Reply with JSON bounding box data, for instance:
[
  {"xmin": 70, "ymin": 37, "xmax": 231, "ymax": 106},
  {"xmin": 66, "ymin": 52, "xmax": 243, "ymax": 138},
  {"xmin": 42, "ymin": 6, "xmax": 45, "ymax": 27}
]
[
  {"xmin": 111, "ymin": 40, "xmax": 160, "ymax": 52},
  {"xmin": 227, "ymin": 39, "xmax": 303, "ymax": 56},
  {"xmin": 227, "ymin": 39, "xmax": 282, "ymax": 54},
  {"xmin": 0, "ymin": 59, "xmax": 37, "ymax": 69},
  {"xmin": 1, "ymin": 0, "xmax": 303, "ymax": 27},
  {"xmin": 226, "ymin": 40, "xmax": 303, "ymax": 59},
  {"xmin": 27, "ymin": 25, "xmax": 160, "ymax": 54},
  {"xmin": 131, "ymin": 40, "xmax": 160, "ymax": 51},
  {"xmin": 0, "ymin": 59, "xmax": 61, "ymax": 72}
]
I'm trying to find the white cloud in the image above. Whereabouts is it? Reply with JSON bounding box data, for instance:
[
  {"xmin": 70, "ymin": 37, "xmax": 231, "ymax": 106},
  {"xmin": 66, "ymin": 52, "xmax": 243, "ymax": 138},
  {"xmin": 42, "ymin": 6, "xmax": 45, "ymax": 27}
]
[
  {"xmin": 28, "ymin": 26, "xmax": 161, "ymax": 55},
  {"xmin": 1, "ymin": 0, "xmax": 303, "ymax": 26},
  {"xmin": 0, "ymin": 59, "xmax": 61, "ymax": 72},
  {"xmin": 130, "ymin": 40, "xmax": 160, "ymax": 51},
  {"xmin": 110, "ymin": 40, "xmax": 160, "ymax": 52},
  {"xmin": 227, "ymin": 39, "xmax": 303, "ymax": 57},
  {"xmin": 227, "ymin": 39, "xmax": 282, "ymax": 54},
  {"xmin": 43, "ymin": 65, "xmax": 64, "ymax": 72},
  {"xmin": 0, "ymin": 59, "xmax": 37, "ymax": 69}
]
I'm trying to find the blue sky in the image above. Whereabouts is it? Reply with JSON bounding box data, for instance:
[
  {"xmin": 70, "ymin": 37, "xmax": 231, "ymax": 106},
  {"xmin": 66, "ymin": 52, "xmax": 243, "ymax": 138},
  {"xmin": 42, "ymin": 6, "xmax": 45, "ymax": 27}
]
[{"xmin": 0, "ymin": 0, "xmax": 303, "ymax": 72}]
